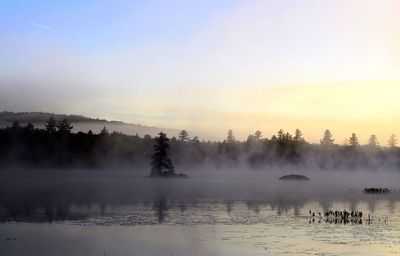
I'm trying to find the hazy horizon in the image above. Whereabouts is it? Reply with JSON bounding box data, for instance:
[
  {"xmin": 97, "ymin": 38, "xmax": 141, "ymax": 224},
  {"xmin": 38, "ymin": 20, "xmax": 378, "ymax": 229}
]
[{"xmin": 0, "ymin": 109, "xmax": 398, "ymax": 144}]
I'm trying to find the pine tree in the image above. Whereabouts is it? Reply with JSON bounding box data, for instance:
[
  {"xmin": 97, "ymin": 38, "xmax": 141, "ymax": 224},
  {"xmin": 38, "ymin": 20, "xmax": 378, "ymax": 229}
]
[
  {"xmin": 254, "ymin": 130, "xmax": 262, "ymax": 140},
  {"xmin": 368, "ymin": 135, "xmax": 379, "ymax": 148},
  {"xmin": 24, "ymin": 123, "xmax": 34, "ymax": 132},
  {"xmin": 226, "ymin": 129, "xmax": 235, "ymax": 143},
  {"xmin": 11, "ymin": 121, "xmax": 21, "ymax": 131},
  {"xmin": 191, "ymin": 136, "xmax": 200, "ymax": 143},
  {"xmin": 151, "ymin": 132, "xmax": 175, "ymax": 177},
  {"xmin": 388, "ymin": 134, "xmax": 397, "ymax": 148},
  {"xmin": 320, "ymin": 129, "xmax": 334, "ymax": 146},
  {"xmin": 277, "ymin": 129, "xmax": 284, "ymax": 141},
  {"xmin": 100, "ymin": 126, "xmax": 109, "ymax": 136},
  {"xmin": 178, "ymin": 129, "xmax": 189, "ymax": 142},
  {"xmin": 294, "ymin": 129, "xmax": 304, "ymax": 142},
  {"xmin": 45, "ymin": 115, "xmax": 57, "ymax": 133},
  {"xmin": 57, "ymin": 119, "xmax": 73, "ymax": 134},
  {"xmin": 349, "ymin": 133, "xmax": 359, "ymax": 148}
]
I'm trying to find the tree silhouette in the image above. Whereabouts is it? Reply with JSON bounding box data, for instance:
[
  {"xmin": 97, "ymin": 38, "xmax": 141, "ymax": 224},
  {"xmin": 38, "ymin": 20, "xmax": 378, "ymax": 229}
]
[
  {"xmin": 254, "ymin": 130, "xmax": 262, "ymax": 140},
  {"xmin": 348, "ymin": 133, "xmax": 359, "ymax": 148},
  {"xmin": 388, "ymin": 134, "xmax": 397, "ymax": 148},
  {"xmin": 24, "ymin": 123, "xmax": 34, "ymax": 132},
  {"xmin": 100, "ymin": 126, "xmax": 109, "ymax": 136},
  {"xmin": 57, "ymin": 119, "xmax": 73, "ymax": 134},
  {"xmin": 11, "ymin": 121, "xmax": 21, "ymax": 131},
  {"xmin": 1, "ymin": 118, "xmax": 400, "ymax": 171},
  {"xmin": 294, "ymin": 129, "xmax": 304, "ymax": 142},
  {"xmin": 226, "ymin": 129, "xmax": 235, "ymax": 143},
  {"xmin": 45, "ymin": 116, "xmax": 57, "ymax": 133},
  {"xmin": 320, "ymin": 129, "xmax": 334, "ymax": 146},
  {"xmin": 151, "ymin": 132, "xmax": 175, "ymax": 177},
  {"xmin": 245, "ymin": 130, "xmax": 263, "ymax": 146},
  {"xmin": 277, "ymin": 129, "xmax": 284, "ymax": 141},
  {"xmin": 178, "ymin": 129, "xmax": 189, "ymax": 142},
  {"xmin": 368, "ymin": 135, "xmax": 379, "ymax": 148},
  {"xmin": 219, "ymin": 129, "xmax": 239, "ymax": 163},
  {"xmin": 191, "ymin": 136, "xmax": 200, "ymax": 143},
  {"xmin": 276, "ymin": 130, "xmax": 292, "ymax": 143}
]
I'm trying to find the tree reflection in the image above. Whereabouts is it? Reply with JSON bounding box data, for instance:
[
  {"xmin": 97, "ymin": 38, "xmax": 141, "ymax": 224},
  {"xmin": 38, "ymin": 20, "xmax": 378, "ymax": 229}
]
[
  {"xmin": 152, "ymin": 196, "xmax": 169, "ymax": 223},
  {"xmin": 0, "ymin": 180, "xmax": 399, "ymax": 225}
]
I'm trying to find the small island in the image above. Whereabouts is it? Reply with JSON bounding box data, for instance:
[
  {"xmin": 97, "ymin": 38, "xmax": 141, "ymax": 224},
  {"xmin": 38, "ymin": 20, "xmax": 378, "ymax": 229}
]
[
  {"xmin": 279, "ymin": 174, "xmax": 310, "ymax": 181},
  {"xmin": 150, "ymin": 132, "xmax": 187, "ymax": 178}
]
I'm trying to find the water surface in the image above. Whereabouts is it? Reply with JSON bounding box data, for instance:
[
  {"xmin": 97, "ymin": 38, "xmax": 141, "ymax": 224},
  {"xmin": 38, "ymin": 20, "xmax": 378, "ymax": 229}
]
[{"xmin": 1, "ymin": 170, "xmax": 399, "ymax": 255}]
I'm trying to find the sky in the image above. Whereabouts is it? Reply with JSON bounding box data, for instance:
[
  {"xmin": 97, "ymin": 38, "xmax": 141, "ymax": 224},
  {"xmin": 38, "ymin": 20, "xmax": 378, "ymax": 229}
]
[{"xmin": 0, "ymin": 0, "xmax": 399, "ymax": 142}]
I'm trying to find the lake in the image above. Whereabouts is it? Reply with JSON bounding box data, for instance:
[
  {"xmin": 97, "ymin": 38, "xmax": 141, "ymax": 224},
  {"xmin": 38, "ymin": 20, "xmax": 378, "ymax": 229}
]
[{"xmin": 1, "ymin": 170, "xmax": 399, "ymax": 255}]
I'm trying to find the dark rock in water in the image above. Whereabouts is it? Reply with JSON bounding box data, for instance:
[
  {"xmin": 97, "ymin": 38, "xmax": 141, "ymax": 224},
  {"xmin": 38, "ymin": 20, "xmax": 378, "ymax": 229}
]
[
  {"xmin": 150, "ymin": 172, "xmax": 188, "ymax": 178},
  {"xmin": 176, "ymin": 173, "xmax": 188, "ymax": 178},
  {"xmin": 279, "ymin": 174, "xmax": 310, "ymax": 181}
]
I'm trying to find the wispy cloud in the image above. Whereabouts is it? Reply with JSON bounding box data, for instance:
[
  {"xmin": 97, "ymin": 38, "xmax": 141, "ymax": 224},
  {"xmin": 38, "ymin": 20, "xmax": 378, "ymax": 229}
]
[{"xmin": 28, "ymin": 20, "xmax": 59, "ymax": 33}]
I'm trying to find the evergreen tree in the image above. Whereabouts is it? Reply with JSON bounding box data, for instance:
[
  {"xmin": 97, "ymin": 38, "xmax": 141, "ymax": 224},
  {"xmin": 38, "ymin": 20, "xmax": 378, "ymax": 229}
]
[
  {"xmin": 349, "ymin": 133, "xmax": 359, "ymax": 148},
  {"xmin": 100, "ymin": 126, "xmax": 109, "ymax": 136},
  {"xmin": 254, "ymin": 130, "xmax": 262, "ymax": 140},
  {"xmin": 277, "ymin": 129, "xmax": 284, "ymax": 141},
  {"xmin": 294, "ymin": 129, "xmax": 304, "ymax": 142},
  {"xmin": 191, "ymin": 136, "xmax": 200, "ymax": 143},
  {"xmin": 220, "ymin": 129, "xmax": 239, "ymax": 163},
  {"xmin": 178, "ymin": 129, "xmax": 189, "ymax": 142},
  {"xmin": 45, "ymin": 115, "xmax": 57, "ymax": 133},
  {"xmin": 57, "ymin": 119, "xmax": 73, "ymax": 134},
  {"xmin": 24, "ymin": 123, "xmax": 34, "ymax": 132},
  {"xmin": 11, "ymin": 121, "xmax": 21, "ymax": 131},
  {"xmin": 151, "ymin": 132, "xmax": 175, "ymax": 177},
  {"xmin": 320, "ymin": 129, "xmax": 334, "ymax": 145},
  {"xmin": 388, "ymin": 134, "xmax": 397, "ymax": 148},
  {"xmin": 246, "ymin": 130, "xmax": 263, "ymax": 145},
  {"xmin": 368, "ymin": 135, "xmax": 379, "ymax": 148},
  {"xmin": 283, "ymin": 132, "xmax": 292, "ymax": 141},
  {"xmin": 1, "ymin": 119, "xmax": 400, "ymax": 170},
  {"xmin": 276, "ymin": 130, "xmax": 292, "ymax": 143},
  {"xmin": 226, "ymin": 129, "xmax": 235, "ymax": 143}
]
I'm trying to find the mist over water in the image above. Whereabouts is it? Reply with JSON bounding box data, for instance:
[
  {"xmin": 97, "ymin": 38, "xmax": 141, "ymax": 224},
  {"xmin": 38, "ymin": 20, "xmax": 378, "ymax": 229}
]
[
  {"xmin": 1, "ymin": 168, "xmax": 400, "ymax": 255},
  {"xmin": 1, "ymin": 168, "xmax": 400, "ymax": 220}
]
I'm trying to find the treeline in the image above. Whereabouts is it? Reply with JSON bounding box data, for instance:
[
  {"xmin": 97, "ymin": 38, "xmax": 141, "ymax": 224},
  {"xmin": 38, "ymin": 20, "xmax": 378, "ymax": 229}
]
[{"xmin": 0, "ymin": 117, "xmax": 399, "ymax": 170}]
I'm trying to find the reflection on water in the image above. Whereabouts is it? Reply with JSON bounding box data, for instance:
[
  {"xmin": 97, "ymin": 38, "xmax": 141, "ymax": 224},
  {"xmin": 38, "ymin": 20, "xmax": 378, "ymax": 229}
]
[
  {"xmin": 0, "ymin": 173, "xmax": 400, "ymax": 255},
  {"xmin": 0, "ymin": 177, "xmax": 399, "ymax": 224}
]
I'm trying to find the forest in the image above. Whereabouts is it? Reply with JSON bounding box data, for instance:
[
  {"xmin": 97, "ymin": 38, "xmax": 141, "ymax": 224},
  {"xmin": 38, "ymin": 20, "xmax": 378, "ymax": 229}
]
[{"xmin": 0, "ymin": 116, "xmax": 399, "ymax": 171}]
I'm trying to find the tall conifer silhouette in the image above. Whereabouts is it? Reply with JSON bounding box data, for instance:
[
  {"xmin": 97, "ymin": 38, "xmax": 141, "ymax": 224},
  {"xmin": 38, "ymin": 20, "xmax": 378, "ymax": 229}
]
[{"xmin": 151, "ymin": 132, "xmax": 175, "ymax": 177}]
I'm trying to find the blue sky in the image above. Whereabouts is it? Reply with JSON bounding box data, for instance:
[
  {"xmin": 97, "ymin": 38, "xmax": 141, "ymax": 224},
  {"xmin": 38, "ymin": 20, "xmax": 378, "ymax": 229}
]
[
  {"xmin": 1, "ymin": 0, "xmax": 235, "ymax": 52},
  {"xmin": 1, "ymin": 0, "xmax": 399, "ymax": 141}
]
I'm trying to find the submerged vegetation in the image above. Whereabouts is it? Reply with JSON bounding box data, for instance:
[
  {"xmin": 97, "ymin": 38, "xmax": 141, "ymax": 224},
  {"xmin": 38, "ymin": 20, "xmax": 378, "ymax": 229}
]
[
  {"xmin": 308, "ymin": 210, "xmax": 388, "ymax": 225},
  {"xmin": 363, "ymin": 188, "xmax": 391, "ymax": 194},
  {"xmin": 0, "ymin": 117, "xmax": 399, "ymax": 170}
]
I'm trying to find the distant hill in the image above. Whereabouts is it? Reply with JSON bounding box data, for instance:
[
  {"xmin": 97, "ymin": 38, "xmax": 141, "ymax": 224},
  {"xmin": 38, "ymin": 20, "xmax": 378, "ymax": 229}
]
[
  {"xmin": 0, "ymin": 111, "xmax": 213, "ymax": 140},
  {"xmin": 0, "ymin": 111, "xmax": 110, "ymax": 123}
]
